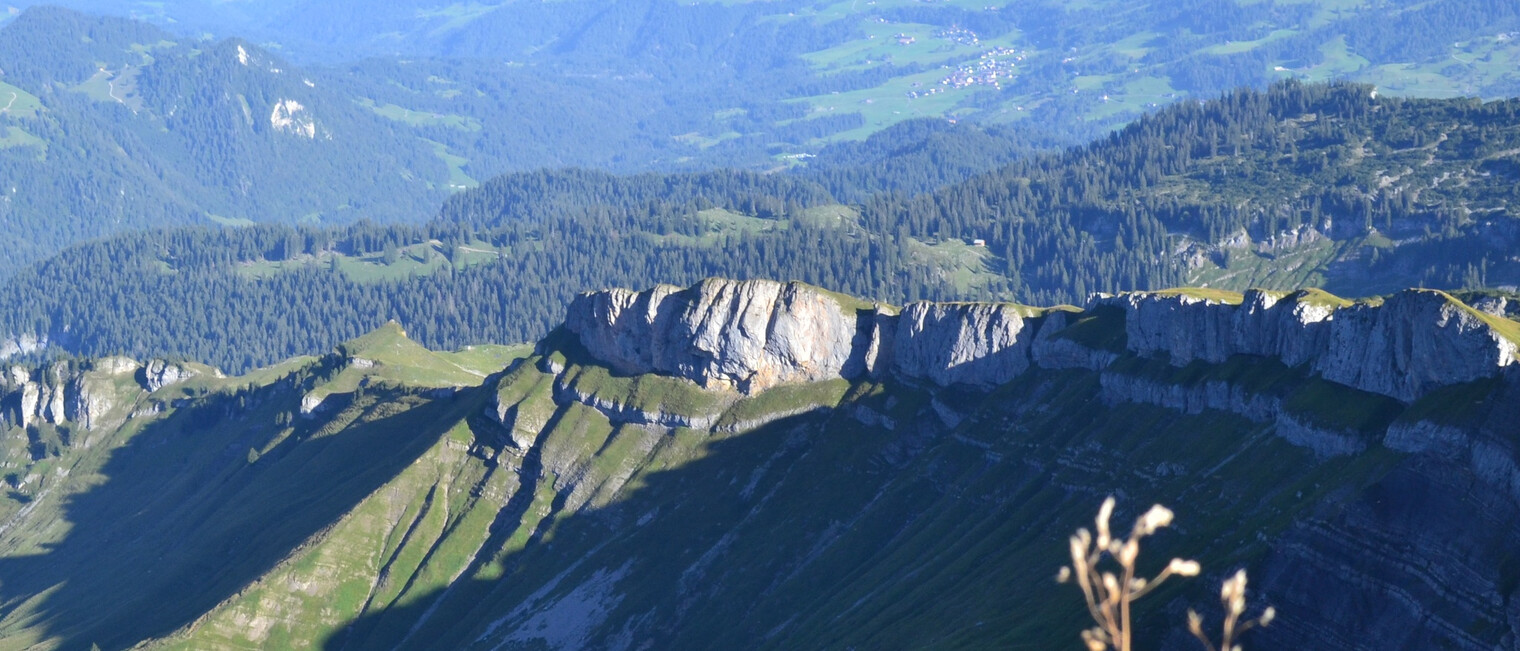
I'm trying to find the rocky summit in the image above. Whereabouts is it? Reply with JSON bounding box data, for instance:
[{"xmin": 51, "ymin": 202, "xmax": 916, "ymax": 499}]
[{"xmin": 2, "ymin": 279, "xmax": 1520, "ymax": 650}]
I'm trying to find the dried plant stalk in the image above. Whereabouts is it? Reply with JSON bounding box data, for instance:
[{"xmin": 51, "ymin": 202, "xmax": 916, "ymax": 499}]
[
  {"xmin": 1058, "ymin": 497, "xmax": 1200, "ymax": 651},
  {"xmin": 1186, "ymin": 569, "xmax": 1275, "ymax": 651},
  {"xmin": 1059, "ymin": 497, "xmax": 1274, "ymax": 651}
]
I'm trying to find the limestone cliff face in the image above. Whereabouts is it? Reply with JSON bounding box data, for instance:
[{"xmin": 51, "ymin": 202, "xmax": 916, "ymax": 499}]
[
  {"xmin": 567, "ymin": 280, "xmax": 1520, "ymax": 412},
  {"xmin": 565, "ymin": 279, "xmax": 1055, "ymax": 392},
  {"xmin": 889, "ymin": 302, "xmax": 1038, "ymax": 387},
  {"xmin": 1112, "ymin": 289, "xmax": 1334, "ymax": 368},
  {"xmin": 0, "ymin": 333, "xmax": 48, "ymax": 362},
  {"xmin": 1102, "ymin": 288, "xmax": 1518, "ymax": 402},
  {"xmin": 565, "ymin": 279, "xmax": 865, "ymax": 393},
  {"xmin": 2, "ymin": 357, "xmax": 206, "ymax": 432},
  {"xmin": 1314, "ymin": 292, "xmax": 1518, "ymax": 402},
  {"xmin": 141, "ymin": 359, "xmax": 207, "ymax": 393}
]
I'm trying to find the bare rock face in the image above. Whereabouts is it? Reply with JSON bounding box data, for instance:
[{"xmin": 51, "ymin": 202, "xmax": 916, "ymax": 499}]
[
  {"xmin": 1314, "ymin": 291, "xmax": 1520, "ymax": 402},
  {"xmin": 2, "ymin": 358, "xmax": 144, "ymax": 432},
  {"xmin": 889, "ymin": 302, "xmax": 1037, "ymax": 388},
  {"xmin": 567, "ymin": 279, "xmax": 1055, "ymax": 392},
  {"xmin": 567, "ymin": 280, "xmax": 1520, "ymax": 407},
  {"xmin": 1102, "ymin": 289, "xmax": 1517, "ymax": 402},
  {"xmin": 0, "ymin": 333, "xmax": 47, "ymax": 362},
  {"xmin": 1031, "ymin": 309, "xmax": 1118, "ymax": 371},
  {"xmin": 567, "ymin": 279, "xmax": 867, "ymax": 393},
  {"xmin": 141, "ymin": 359, "xmax": 204, "ymax": 393}
]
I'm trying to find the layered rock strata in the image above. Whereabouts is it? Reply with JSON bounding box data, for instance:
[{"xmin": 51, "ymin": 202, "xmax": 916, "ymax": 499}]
[
  {"xmin": 1107, "ymin": 289, "xmax": 1518, "ymax": 402},
  {"xmin": 566, "ymin": 280, "xmax": 1520, "ymax": 404}
]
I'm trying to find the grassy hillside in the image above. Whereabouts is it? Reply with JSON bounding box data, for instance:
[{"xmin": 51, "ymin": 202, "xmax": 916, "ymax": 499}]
[{"xmin": 3, "ymin": 304, "xmax": 1515, "ymax": 648}]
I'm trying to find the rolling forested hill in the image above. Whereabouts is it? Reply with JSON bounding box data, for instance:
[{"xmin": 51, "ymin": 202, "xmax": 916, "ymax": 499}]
[
  {"xmin": 20, "ymin": 0, "xmax": 1520, "ymax": 136},
  {"xmin": 2, "ymin": 80, "xmax": 1518, "ymax": 373},
  {"xmin": 5, "ymin": 1, "xmax": 1520, "ymax": 277}
]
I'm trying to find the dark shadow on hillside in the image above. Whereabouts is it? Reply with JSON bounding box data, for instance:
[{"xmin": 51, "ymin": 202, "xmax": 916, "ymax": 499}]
[
  {"xmin": 0, "ymin": 370, "xmax": 499, "ymax": 650},
  {"xmin": 314, "ymin": 370, "xmax": 1331, "ymax": 651},
  {"xmin": 322, "ymin": 411, "xmax": 826, "ymax": 651},
  {"xmin": 314, "ymin": 363, "xmax": 1416, "ymax": 651}
]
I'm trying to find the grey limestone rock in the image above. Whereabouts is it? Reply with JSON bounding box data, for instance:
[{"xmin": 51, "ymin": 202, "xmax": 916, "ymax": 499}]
[
  {"xmin": 1314, "ymin": 291, "xmax": 1519, "ymax": 402},
  {"xmin": 0, "ymin": 333, "xmax": 47, "ymax": 361},
  {"xmin": 889, "ymin": 302, "xmax": 1037, "ymax": 388},
  {"xmin": 567, "ymin": 280, "xmax": 1519, "ymax": 407},
  {"xmin": 567, "ymin": 279, "xmax": 868, "ymax": 393},
  {"xmin": 2, "ymin": 358, "xmax": 147, "ymax": 432},
  {"xmin": 141, "ymin": 359, "xmax": 203, "ymax": 393},
  {"xmin": 1031, "ymin": 309, "xmax": 1118, "ymax": 371},
  {"xmin": 1103, "ymin": 288, "xmax": 1516, "ymax": 402},
  {"xmin": 567, "ymin": 279, "xmax": 1055, "ymax": 392}
]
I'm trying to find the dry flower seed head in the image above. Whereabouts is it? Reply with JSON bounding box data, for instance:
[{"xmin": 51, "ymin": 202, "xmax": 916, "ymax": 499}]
[
  {"xmin": 1057, "ymin": 566, "xmax": 1072, "ymax": 583},
  {"xmin": 1081, "ymin": 629, "xmax": 1107, "ymax": 651},
  {"xmin": 1096, "ymin": 497, "xmax": 1115, "ymax": 549},
  {"xmin": 1137, "ymin": 504, "xmax": 1174, "ymax": 536},
  {"xmin": 1103, "ymin": 573, "xmax": 1120, "ymax": 599},
  {"xmin": 1120, "ymin": 540, "xmax": 1139, "ymax": 566},
  {"xmin": 1222, "ymin": 569, "xmax": 1247, "ymax": 601},
  {"xmin": 1261, "ymin": 606, "xmax": 1277, "ymax": 626},
  {"xmin": 1187, "ymin": 609, "xmax": 1204, "ymax": 636},
  {"xmin": 1168, "ymin": 558, "xmax": 1201, "ymax": 576},
  {"xmin": 1130, "ymin": 577, "xmax": 1146, "ymax": 591}
]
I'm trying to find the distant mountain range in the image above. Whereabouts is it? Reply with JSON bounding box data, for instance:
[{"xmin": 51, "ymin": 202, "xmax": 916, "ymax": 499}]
[{"xmin": 3, "ymin": 1, "xmax": 1520, "ymax": 276}]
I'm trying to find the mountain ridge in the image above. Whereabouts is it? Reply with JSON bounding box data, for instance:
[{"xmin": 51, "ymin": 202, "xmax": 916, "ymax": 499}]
[
  {"xmin": 2, "ymin": 279, "xmax": 1520, "ymax": 648},
  {"xmin": 565, "ymin": 278, "xmax": 1519, "ymax": 404}
]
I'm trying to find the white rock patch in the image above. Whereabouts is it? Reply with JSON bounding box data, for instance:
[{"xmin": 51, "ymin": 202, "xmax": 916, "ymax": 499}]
[{"xmin": 269, "ymin": 99, "xmax": 317, "ymax": 139}]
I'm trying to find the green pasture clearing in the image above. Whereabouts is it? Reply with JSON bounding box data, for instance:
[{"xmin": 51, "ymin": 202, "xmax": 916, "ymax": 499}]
[
  {"xmin": 904, "ymin": 237, "xmax": 1004, "ymax": 295},
  {"xmin": 425, "ymin": 140, "xmax": 478, "ymax": 190},
  {"xmin": 0, "ymin": 81, "xmax": 42, "ymax": 118},
  {"xmin": 802, "ymin": 21, "xmax": 992, "ymax": 74},
  {"xmin": 236, "ymin": 240, "xmax": 505, "ymax": 283},
  {"xmin": 0, "ymin": 125, "xmax": 44, "ymax": 151},
  {"xmin": 358, "ymin": 98, "xmax": 482, "ymax": 131},
  {"xmin": 71, "ymin": 66, "xmax": 144, "ymax": 112},
  {"xmin": 795, "ymin": 68, "xmax": 984, "ymax": 142}
]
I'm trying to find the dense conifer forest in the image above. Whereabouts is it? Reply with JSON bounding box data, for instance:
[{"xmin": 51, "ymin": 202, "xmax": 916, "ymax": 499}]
[{"xmin": 3, "ymin": 80, "xmax": 1519, "ymax": 372}]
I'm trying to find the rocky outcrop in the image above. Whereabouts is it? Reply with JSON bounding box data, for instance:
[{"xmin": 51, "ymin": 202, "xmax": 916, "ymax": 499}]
[
  {"xmin": 1031, "ymin": 309, "xmax": 1119, "ymax": 371},
  {"xmin": 567, "ymin": 280, "xmax": 1520, "ymax": 408},
  {"xmin": 141, "ymin": 360, "xmax": 207, "ymax": 393},
  {"xmin": 566, "ymin": 279, "xmax": 866, "ymax": 393},
  {"xmin": 1314, "ymin": 292, "xmax": 1518, "ymax": 402},
  {"xmin": 1102, "ymin": 289, "xmax": 1517, "ymax": 402},
  {"xmin": 890, "ymin": 302, "xmax": 1038, "ymax": 388},
  {"xmin": 1108, "ymin": 289, "xmax": 1334, "ymax": 367},
  {"xmin": 2, "ymin": 358, "xmax": 145, "ymax": 432},
  {"xmin": 565, "ymin": 279, "xmax": 1055, "ymax": 392},
  {"xmin": 0, "ymin": 333, "xmax": 47, "ymax": 362},
  {"xmin": 1098, "ymin": 368, "xmax": 1366, "ymax": 457}
]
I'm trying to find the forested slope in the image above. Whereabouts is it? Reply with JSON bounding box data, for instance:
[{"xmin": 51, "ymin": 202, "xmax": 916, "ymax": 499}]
[{"xmin": 2, "ymin": 81, "xmax": 1518, "ymax": 373}]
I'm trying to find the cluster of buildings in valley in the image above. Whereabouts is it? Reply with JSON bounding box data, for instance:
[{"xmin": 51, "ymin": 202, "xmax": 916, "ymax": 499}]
[
  {"xmin": 909, "ymin": 47, "xmax": 1024, "ymax": 97},
  {"xmin": 936, "ymin": 26, "xmax": 981, "ymax": 46}
]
